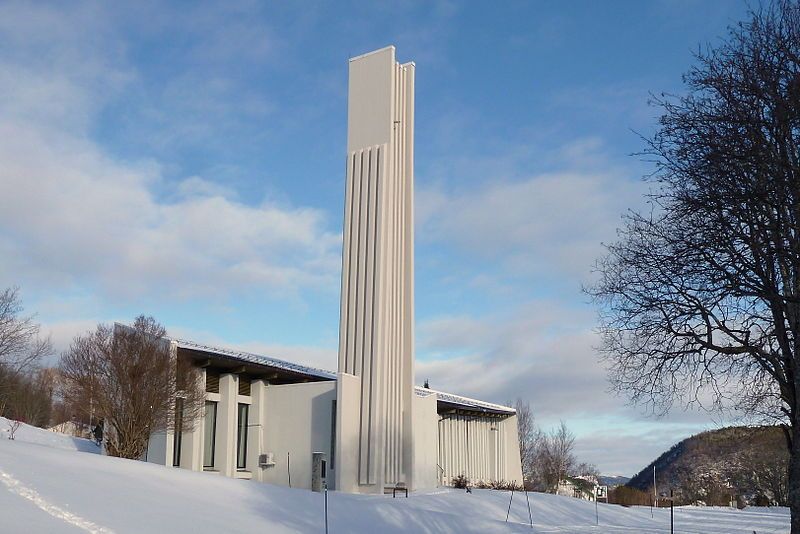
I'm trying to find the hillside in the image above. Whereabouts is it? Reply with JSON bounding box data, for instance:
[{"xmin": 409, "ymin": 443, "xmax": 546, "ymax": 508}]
[
  {"xmin": 627, "ymin": 426, "xmax": 788, "ymax": 506},
  {"xmin": 599, "ymin": 475, "xmax": 630, "ymax": 488},
  {"xmin": 0, "ymin": 417, "xmax": 788, "ymax": 533}
]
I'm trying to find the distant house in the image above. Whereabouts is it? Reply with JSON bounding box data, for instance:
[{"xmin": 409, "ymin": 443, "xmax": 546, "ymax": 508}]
[
  {"xmin": 557, "ymin": 477, "xmax": 598, "ymax": 501},
  {"xmin": 48, "ymin": 421, "xmax": 89, "ymax": 439}
]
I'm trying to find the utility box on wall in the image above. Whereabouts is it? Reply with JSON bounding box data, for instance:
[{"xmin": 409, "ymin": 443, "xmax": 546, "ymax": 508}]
[{"xmin": 312, "ymin": 452, "xmax": 327, "ymax": 492}]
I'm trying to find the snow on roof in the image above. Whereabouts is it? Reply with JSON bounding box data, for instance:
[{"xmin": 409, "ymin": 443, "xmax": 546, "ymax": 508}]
[
  {"xmin": 415, "ymin": 386, "xmax": 516, "ymax": 415},
  {"xmin": 163, "ymin": 331, "xmax": 513, "ymax": 415},
  {"xmin": 170, "ymin": 337, "xmax": 336, "ymax": 380}
]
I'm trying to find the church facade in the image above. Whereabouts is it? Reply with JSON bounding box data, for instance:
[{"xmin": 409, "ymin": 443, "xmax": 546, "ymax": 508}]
[{"xmin": 143, "ymin": 46, "xmax": 523, "ymax": 493}]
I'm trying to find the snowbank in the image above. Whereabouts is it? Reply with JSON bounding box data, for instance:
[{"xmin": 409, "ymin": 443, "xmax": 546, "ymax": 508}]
[
  {"xmin": 0, "ymin": 418, "xmax": 789, "ymax": 533},
  {"xmin": 0, "ymin": 416, "xmax": 100, "ymax": 453}
]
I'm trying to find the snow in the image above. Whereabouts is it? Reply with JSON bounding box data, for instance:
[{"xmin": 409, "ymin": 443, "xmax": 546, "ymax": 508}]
[
  {"xmin": 0, "ymin": 417, "xmax": 100, "ymax": 454},
  {"xmin": 414, "ymin": 386, "xmax": 515, "ymax": 415},
  {"xmin": 0, "ymin": 417, "xmax": 789, "ymax": 533},
  {"xmin": 170, "ymin": 336, "xmax": 337, "ymax": 380},
  {"xmin": 170, "ymin": 332, "xmax": 517, "ymax": 416}
]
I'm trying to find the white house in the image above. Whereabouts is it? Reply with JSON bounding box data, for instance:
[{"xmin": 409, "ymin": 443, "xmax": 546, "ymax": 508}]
[{"xmin": 142, "ymin": 46, "xmax": 523, "ymax": 494}]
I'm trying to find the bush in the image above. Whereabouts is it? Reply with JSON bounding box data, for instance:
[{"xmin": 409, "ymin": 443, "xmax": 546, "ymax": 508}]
[
  {"xmin": 608, "ymin": 486, "xmax": 651, "ymax": 507},
  {"xmin": 472, "ymin": 479, "xmax": 523, "ymax": 491},
  {"xmin": 452, "ymin": 474, "xmax": 469, "ymax": 489}
]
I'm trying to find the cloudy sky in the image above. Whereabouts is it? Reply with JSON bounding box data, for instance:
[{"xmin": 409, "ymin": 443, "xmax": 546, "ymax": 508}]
[{"xmin": 0, "ymin": 0, "xmax": 751, "ymax": 475}]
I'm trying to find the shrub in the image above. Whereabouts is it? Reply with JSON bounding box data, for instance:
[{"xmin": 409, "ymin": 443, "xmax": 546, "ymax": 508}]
[
  {"xmin": 471, "ymin": 479, "xmax": 523, "ymax": 491},
  {"xmin": 452, "ymin": 474, "xmax": 469, "ymax": 489}
]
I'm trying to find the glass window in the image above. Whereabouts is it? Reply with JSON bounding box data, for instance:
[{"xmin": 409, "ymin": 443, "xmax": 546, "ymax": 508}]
[
  {"xmin": 203, "ymin": 401, "xmax": 217, "ymax": 469},
  {"xmin": 237, "ymin": 403, "xmax": 249, "ymax": 470},
  {"xmin": 330, "ymin": 400, "xmax": 336, "ymax": 470},
  {"xmin": 172, "ymin": 398, "xmax": 184, "ymax": 467}
]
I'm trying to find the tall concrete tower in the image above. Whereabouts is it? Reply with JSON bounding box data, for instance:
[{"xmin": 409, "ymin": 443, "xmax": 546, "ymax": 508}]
[{"xmin": 335, "ymin": 46, "xmax": 415, "ymax": 494}]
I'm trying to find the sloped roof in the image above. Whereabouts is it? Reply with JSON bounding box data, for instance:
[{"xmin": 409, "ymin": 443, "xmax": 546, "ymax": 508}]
[
  {"xmin": 164, "ymin": 333, "xmax": 514, "ymax": 416},
  {"xmin": 415, "ymin": 386, "xmax": 516, "ymax": 415},
  {"xmin": 171, "ymin": 337, "xmax": 336, "ymax": 380}
]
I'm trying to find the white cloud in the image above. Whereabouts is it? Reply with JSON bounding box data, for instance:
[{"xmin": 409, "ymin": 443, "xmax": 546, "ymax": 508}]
[
  {"xmin": 0, "ymin": 123, "xmax": 340, "ymax": 299},
  {"xmin": 0, "ymin": 2, "xmax": 340, "ymax": 303},
  {"xmin": 175, "ymin": 176, "xmax": 238, "ymax": 200},
  {"xmin": 415, "ymin": 301, "xmax": 732, "ymax": 474},
  {"xmin": 417, "ymin": 165, "xmax": 645, "ymax": 280},
  {"xmin": 415, "ymin": 301, "xmax": 609, "ymax": 415},
  {"xmin": 41, "ymin": 319, "xmax": 101, "ymax": 359}
]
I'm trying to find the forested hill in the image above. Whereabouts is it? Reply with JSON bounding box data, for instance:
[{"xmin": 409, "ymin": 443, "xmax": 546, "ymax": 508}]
[{"xmin": 627, "ymin": 426, "xmax": 788, "ymax": 506}]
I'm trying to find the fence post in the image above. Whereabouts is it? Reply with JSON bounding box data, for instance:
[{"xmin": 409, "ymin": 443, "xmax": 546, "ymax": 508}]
[
  {"xmin": 505, "ymin": 487, "xmax": 515, "ymax": 522},
  {"xmin": 524, "ymin": 486, "xmax": 532, "ymax": 529},
  {"xmin": 324, "ymin": 486, "xmax": 329, "ymax": 534}
]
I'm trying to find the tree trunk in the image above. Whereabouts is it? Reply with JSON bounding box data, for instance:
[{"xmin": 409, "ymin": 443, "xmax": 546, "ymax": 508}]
[{"xmin": 791, "ymin": 421, "xmax": 800, "ymax": 534}]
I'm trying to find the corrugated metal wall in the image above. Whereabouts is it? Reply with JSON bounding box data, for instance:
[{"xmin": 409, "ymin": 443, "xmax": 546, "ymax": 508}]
[{"xmin": 438, "ymin": 414, "xmax": 510, "ymax": 485}]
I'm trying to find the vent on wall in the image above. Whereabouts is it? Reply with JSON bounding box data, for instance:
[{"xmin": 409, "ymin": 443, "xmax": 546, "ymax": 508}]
[{"xmin": 205, "ymin": 370, "xmax": 220, "ymax": 393}]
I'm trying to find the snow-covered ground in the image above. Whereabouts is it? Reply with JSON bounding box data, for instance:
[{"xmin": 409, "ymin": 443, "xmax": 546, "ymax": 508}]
[{"xmin": 0, "ymin": 417, "xmax": 789, "ymax": 533}]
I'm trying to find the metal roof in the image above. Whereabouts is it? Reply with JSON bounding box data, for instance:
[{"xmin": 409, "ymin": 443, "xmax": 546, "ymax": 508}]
[
  {"xmin": 164, "ymin": 332, "xmax": 514, "ymax": 416},
  {"xmin": 415, "ymin": 386, "xmax": 516, "ymax": 415},
  {"xmin": 171, "ymin": 337, "xmax": 336, "ymax": 380}
]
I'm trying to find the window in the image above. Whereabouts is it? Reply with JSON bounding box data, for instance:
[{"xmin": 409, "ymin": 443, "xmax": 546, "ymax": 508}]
[
  {"xmin": 236, "ymin": 403, "xmax": 249, "ymax": 470},
  {"xmin": 203, "ymin": 401, "xmax": 217, "ymax": 469},
  {"xmin": 172, "ymin": 398, "xmax": 184, "ymax": 467},
  {"xmin": 330, "ymin": 400, "xmax": 336, "ymax": 470}
]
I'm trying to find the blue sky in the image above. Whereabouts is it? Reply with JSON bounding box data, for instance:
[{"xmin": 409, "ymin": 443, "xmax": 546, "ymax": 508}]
[{"xmin": 0, "ymin": 0, "xmax": 752, "ymax": 475}]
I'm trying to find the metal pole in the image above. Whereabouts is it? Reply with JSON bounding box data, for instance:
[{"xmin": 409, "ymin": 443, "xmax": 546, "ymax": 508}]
[
  {"xmin": 670, "ymin": 489, "xmax": 673, "ymax": 534},
  {"xmin": 652, "ymin": 466, "xmax": 656, "ymax": 518},
  {"xmin": 595, "ymin": 493, "xmax": 599, "ymax": 526},
  {"xmin": 287, "ymin": 452, "xmax": 291, "ymax": 488},
  {"xmin": 324, "ymin": 487, "xmax": 329, "ymax": 534},
  {"xmin": 524, "ymin": 488, "xmax": 532, "ymax": 529},
  {"xmin": 505, "ymin": 488, "xmax": 515, "ymax": 522}
]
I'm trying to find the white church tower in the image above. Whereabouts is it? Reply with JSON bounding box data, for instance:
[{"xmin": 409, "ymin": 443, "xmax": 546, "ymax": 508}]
[{"xmin": 335, "ymin": 46, "xmax": 416, "ymax": 494}]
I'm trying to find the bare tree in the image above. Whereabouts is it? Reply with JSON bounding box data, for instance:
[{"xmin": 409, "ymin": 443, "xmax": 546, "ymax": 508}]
[
  {"xmin": 6, "ymin": 419, "xmax": 21, "ymax": 440},
  {"xmin": 59, "ymin": 316, "xmax": 205, "ymax": 459},
  {"xmin": 533, "ymin": 421, "xmax": 576, "ymax": 492},
  {"xmin": 1, "ymin": 367, "xmax": 55, "ymax": 427},
  {"xmin": 0, "ymin": 287, "xmax": 51, "ymax": 375},
  {"xmin": 511, "ymin": 398, "xmax": 539, "ymax": 482},
  {"xmin": 0, "ymin": 287, "xmax": 52, "ymax": 423},
  {"xmin": 573, "ymin": 462, "xmax": 601, "ymax": 481},
  {"xmin": 586, "ymin": 3, "xmax": 800, "ymax": 530}
]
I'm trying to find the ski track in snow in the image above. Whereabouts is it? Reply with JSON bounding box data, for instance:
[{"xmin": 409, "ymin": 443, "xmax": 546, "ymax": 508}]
[{"xmin": 0, "ymin": 470, "xmax": 114, "ymax": 534}]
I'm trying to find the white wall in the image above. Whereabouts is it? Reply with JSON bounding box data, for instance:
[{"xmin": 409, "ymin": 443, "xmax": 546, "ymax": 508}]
[
  {"xmin": 334, "ymin": 372, "xmax": 361, "ymax": 493},
  {"xmin": 412, "ymin": 393, "xmax": 440, "ymax": 490},
  {"xmin": 502, "ymin": 415, "xmax": 524, "ymax": 485},
  {"xmin": 145, "ymin": 431, "xmax": 169, "ymax": 465},
  {"xmin": 261, "ymin": 381, "xmax": 336, "ymax": 491},
  {"xmin": 338, "ymin": 46, "xmax": 416, "ymax": 492},
  {"xmin": 438, "ymin": 414, "xmax": 523, "ymax": 486}
]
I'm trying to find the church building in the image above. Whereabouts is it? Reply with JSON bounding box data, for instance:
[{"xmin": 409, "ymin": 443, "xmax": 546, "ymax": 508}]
[{"xmin": 143, "ymin": 46, "xmax": 523, "ymax": 494}]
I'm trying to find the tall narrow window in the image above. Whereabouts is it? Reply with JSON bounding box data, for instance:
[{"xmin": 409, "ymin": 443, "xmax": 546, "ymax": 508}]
[
  {"xmin": 172, "ymin": 398, "xmax": 184, "ymax": 467},
  {"xmin": 330, "ymin": 400, "xmax": 336, "ymax": 470},
  {"xmin": 203, "ymin": 401, "xmax": 217, "ymax": 469},
  {"xmin": 236, "ymin": 403, "xmax": 249, "ymax": 470}
]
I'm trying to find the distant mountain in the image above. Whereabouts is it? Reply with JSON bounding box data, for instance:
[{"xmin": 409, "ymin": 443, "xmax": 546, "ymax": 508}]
[
  {"xmin": 626, "ymin": 426, "xmax": 788, "ymax": 506},
  {"xmin": 599, "ymin": 475, "xmax": 630, "ymax": 487}
]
